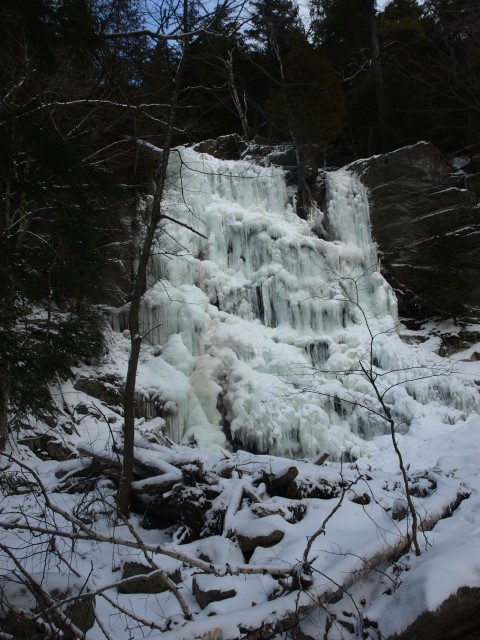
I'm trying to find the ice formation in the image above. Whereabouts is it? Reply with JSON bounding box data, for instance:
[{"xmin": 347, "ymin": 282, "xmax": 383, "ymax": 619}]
[{"xmin": 111, "ymin": 147, "xmax": 478, "ymax": 459}]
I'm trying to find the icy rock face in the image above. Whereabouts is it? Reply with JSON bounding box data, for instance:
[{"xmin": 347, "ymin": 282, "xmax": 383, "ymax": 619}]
[
  {"xmin": 111, "ymin": 146, "xmax": 479, "ymax": 459},
  {"xmin": 349, "ymin": 141, "xmax": 480, "ymax": 319}
]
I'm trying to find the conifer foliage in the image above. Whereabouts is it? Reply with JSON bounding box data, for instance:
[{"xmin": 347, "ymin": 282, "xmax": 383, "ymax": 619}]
[{"xmin": 0, "ymin": 0, "xmax": 135, "ymax": 447}]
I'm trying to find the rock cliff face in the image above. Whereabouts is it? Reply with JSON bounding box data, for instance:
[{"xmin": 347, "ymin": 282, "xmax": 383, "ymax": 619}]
[{"xmin": 348, "ymin": 142, "xmax": 480, "ymax": 321}]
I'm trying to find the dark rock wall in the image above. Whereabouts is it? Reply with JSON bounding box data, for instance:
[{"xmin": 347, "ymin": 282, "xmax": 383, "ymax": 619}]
[
  {"xmin": 388, "ymin": 586, "xmax": 480, "ymax": 640},
  {"xmin": 348, "ymin": 142, "xmax": 480, "ymax": 321}
]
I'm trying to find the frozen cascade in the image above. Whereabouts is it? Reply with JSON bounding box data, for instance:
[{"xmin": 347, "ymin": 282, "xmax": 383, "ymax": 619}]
[{"xmin": 111, "ymin": 146, "xmax": 479, "ymax": 459}]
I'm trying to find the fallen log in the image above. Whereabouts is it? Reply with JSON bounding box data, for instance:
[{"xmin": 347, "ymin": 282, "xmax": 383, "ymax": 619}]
[
  {"xmin": 77, "ymin": 445, "xmax": 121, "ymax": 469},
  {"xmin": 154, "ymin": 490, "xmax": 469, "ymax": 640},
  {"xmin": 131, "ymin": 473, "xmax": 181, "ymax": 496},
  {"xmin": 77, "ymin": 443, "xmax": 182, "ymax": 480},
  {"xmin": 258, "ymin": 465, "xmax": 299, "ymax": 497}
]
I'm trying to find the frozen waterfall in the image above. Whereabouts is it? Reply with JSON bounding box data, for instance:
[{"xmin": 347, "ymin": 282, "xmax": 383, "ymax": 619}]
[{"xmin": 111, "ymin": 146, "xmax": 478, "ymax": 459}]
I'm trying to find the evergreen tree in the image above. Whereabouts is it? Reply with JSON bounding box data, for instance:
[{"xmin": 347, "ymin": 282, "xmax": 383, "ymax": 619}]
[
  {"xmin": 0, "ymin": 0, "xmax": 139, "ymax": 448},
  {"xmin": 419, "ymin": 0, "xmax": 480, "ymax": 150},
  {"xmin": 266, "ymin": 36, "xmax": 344, "ymax": 146},
  {"xmin": 176, "ymin": 4, "xmax": 251, "ymax": 140},
  {"xmin": 376, "ymin": 0, "xmax": 442, "ymax": 148},
  {"xmin": 311, "ymin": 0, "xmax": 371, "ymax": 65},
  {"xmin": 311, "ymin": 0, "xmax": 382, "ymax": 156},
  {"xmin": 248, "ymin": 0, "xmax": 303, "ymax": 56},
  {"xmin": 95, "ymin": 0, "xmax": 148, "ymax": 86},
  {"xmin": 266, "ymin": 33, "xmax": 345, "ymax": 215}
]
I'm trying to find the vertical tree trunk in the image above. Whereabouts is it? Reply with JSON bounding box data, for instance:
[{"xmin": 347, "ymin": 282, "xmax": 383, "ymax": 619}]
[
  {"xmin": 117, "ymin": 47, "xmax": 188, "ymax": 517},
  {"xmin": 0, "ymin": 363, "xmax": 10, "ymax": 451},
  {"xmin": 369, "ymin": 0, "xmax": 386, "ymax": 135},
  {"xmin": 225, "ymin": 50, "xmax": 250, "ymax": 139},
  {"xmin": 362, "ymin": 362, "xmax": 421, "ymax": 557}
]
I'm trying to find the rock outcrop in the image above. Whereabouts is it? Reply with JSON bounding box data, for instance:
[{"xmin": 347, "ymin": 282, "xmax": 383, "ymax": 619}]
[
  {"xmin": 389, "ymin": 586, "xmax": 480, "ymax": 640},
  {"xmin": 348, "ymin": 142, "xmax": 480, "ymax": 320}
]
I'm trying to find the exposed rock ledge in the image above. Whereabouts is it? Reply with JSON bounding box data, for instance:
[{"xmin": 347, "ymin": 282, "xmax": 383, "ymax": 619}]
[
  {"xmin": 389, "ymin": 586, "xmax": 480, "ymax": 640},
  {"xmin": 349, "ymin": 142, "xmax": 480, "ymax": 321}
]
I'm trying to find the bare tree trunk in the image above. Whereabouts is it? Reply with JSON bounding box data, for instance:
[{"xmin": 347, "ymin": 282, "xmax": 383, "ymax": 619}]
[
  {"xmin": 384, "ymin": 409, "xmax": 421, "ymax": 556},
  {"xmin": 369, "ymin": 0, "xmax": 386, "ymax": 133},
  {"xmin": 225, "ymin": 50, "xmax": 250, "ymax": 139},
  {"xmin": 117, "ymin": 47, "xmax": 188, "ymax": 517},
  {"xmin": 0, "ymin": 362, "xmax": 9, "ymax": 451}
]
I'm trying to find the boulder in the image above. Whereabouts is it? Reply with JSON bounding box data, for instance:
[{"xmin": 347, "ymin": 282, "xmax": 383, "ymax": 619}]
[
  {"xmin": 74, "ymin": 374, "xmax": 124, "ymax": 408},
  {"xmin": 192, "ymin": 574, "xmax": 237, "ymax": 610},
  {"xmin": 236, "ymin": 527, "xmax": 285, "ymax": 554},
  {"xmin": 438, "ymin": 329, "xmax": 480, "ymax": 357},
  {"xmin": 118, "ymin": 560, "xmax": 181, "ymax": 594},
  {"xmin": 391, "ymin": 499, "xmax": 408, "ymax": 521},
  {"xmin": 18, "ymin": 433, "xmax": 76, "ymax": 462},
  {"xmin": 193, "ymin": 135, "xmax": 300, "ymax": 169},
  {"xmin": 193, "ymin": 134, "xmax": 248, "ymax": 160},
  {"xmin": 389, "ymin": 586, "xmax": 480, "ymax": 640},
  {"xmin": 348, "ymin": 142, "xmax": 480, "ymax": 321},
  {"xmin": 261, "ymin": 465, "xmax": 299, "ymax": 497}
]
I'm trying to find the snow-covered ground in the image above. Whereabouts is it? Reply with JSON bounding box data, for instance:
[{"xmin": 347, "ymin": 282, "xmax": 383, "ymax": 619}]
[{"xmin": 2, "ymin": 383, "xmax": 480, "ymax": 639}]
